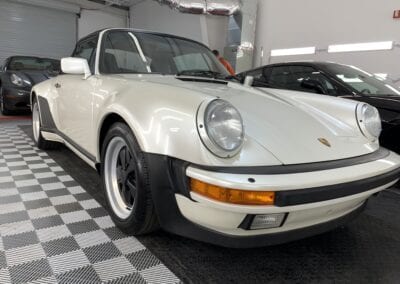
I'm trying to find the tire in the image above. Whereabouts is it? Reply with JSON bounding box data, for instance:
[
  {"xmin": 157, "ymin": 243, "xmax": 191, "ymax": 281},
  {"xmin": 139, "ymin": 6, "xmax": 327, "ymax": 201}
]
[
  {"xmin": 32, "ymin": 98, "xmax": 60, "ymax": 150},
  {"xmin": 101, "ymin": 122, "xmax": 159, "ymax": 235},
  {"xmin": 0, "ymin": 87, "xmax": 12, "ymax": 115}
]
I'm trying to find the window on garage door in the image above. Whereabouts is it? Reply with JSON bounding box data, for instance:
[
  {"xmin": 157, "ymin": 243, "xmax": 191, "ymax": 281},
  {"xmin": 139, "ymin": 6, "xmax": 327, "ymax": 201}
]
[{"xmin": 0, "ymin": 1, "xmax": 77, "ymax": 64}]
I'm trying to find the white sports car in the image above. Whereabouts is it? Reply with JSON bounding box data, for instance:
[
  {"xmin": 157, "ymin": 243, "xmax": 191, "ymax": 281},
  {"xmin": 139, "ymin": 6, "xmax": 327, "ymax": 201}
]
[{"xmin": 31, "ymin": 28, "xmax": 400, "ymax": 248}]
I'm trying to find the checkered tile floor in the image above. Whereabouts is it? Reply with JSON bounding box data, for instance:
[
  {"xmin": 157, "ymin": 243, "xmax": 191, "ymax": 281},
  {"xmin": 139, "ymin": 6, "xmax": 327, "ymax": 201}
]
[{"xmin": 0, "ymin": 126, "xmax": 180, "ymax": 284}]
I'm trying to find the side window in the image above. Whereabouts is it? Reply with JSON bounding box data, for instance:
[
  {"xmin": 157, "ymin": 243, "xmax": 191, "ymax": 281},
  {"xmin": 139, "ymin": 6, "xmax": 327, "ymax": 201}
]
[
  {"xmin": 290, "ymin": 66, "xmax": 338, "ymax": 95},
  {"xmin": 245, "ymin": 68, "xmax": 269, "ymax": 87},
  {"xmin": 1, "ymin": 59, "xmax": 8, "ymax": 71},
  {"xmin": 100, "ymin": 31, "xmax": 148, "ymax": 74},
  {"xmin": 246, "ymin": 69, "xmax": 262, "ymax": 79},
  {"xmin": 269, "ymin": 66, "xmax": 294, "ymax": 88},
  {"xmin": 73, "ymin": 37, "xmax": 97, "ymax": 73}
]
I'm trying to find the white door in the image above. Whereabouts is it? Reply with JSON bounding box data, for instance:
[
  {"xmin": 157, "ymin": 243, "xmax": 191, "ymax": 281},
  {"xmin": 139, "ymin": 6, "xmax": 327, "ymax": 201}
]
[{"xmin": 55, "ymin": 36, "xmax": 98, "ymax": 157}]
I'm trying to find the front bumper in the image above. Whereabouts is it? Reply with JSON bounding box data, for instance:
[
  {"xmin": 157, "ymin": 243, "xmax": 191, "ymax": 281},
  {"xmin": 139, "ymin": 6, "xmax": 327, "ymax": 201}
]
[
  {"xmin": 2, "ymin": 87, "xmax": 31, "ymax": 110},
  {"xmin": 145, "ymin": 148, "xmax": 400, "ymax": 248}
]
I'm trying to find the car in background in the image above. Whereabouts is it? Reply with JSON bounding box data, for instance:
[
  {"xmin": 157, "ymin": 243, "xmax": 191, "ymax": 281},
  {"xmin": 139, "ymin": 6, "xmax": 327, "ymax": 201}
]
[
  {"xmin": 30, "ymin": 29, "xmax": 400, "ymax": 248},
  {"xmin": 0, "ymin": 56, "xmax": 60, "ymax": 115},
  {"xmin": 237, "ymin": 62, "xmax": 400, "ymax": 153}
]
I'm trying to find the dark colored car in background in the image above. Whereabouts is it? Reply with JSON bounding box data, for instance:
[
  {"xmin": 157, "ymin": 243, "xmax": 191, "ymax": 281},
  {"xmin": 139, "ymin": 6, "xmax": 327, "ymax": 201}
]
[
  {"xmin": 238, "ymin": 62, "xmax": 400, "ymax": 153},
  {"xmin": 0, "ymin": 56, "xmax": 60, "ymax": 115}
]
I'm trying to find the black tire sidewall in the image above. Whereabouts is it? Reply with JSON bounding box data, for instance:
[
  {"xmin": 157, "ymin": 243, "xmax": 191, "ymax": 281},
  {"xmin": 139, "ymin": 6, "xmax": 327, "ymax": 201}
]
[
  {"xmin": 101, "ymin": 122, "xmax": 153, "ymax": 234},
  {"xmin": 32, "ymin": 99, "xmax": 44, "ymax": 147},
  {"xmin": 0, "ymin": 88, "xmax": 10, "ymax": 115}
]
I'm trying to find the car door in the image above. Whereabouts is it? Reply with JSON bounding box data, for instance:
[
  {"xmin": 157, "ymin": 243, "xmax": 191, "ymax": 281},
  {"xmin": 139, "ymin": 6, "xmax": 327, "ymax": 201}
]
[{"xmin": 54, "ymin": 36, "xmax": 98, "ymax": 157}]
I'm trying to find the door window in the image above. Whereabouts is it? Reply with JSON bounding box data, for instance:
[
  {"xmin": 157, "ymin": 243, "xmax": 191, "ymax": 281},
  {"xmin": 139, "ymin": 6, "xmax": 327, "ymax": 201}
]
[
  {"xmin": 290, "ymin": 66, "xmax": 338, "ymax": 95},
  {"xmin": 100, "ymin": 31, "xmax": 148, "ymax": 74},
  {"xmin": 269, "ymin": 66, "xmax": 294, "ymax": 88},
  {"xmin": 246, "ymin": 68, "xmax": 270, "ymax": 87},
  {"xmin": 73, "ymin": 37, "xmax": 97, "ymax": 73}
]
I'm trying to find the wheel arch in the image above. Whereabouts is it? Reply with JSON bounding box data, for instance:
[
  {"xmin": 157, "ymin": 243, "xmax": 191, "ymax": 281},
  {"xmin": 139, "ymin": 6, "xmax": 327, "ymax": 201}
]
[
  {"xmin": 30, "ymin": 91, "xmax": 37, "ymax": 111},
  {"xmin": 97, "ymin": 111, "xmax": 146, "ymax": 168}
]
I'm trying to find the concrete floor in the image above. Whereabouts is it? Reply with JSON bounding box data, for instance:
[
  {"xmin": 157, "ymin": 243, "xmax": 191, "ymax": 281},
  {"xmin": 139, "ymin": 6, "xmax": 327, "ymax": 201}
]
[{"xmin": 1, "ymin": 116, "xmax": 400, "ymax": 283}]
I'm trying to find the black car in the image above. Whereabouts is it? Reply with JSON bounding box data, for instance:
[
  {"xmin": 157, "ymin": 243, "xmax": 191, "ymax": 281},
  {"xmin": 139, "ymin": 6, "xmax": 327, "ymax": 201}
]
[
  {"xmin": 0, "ymin": 56, "xmax": 60, "ymax": 115},
  {"xmin": 238, "ymin": 62, "xmax": 400, "ymax": 153}
]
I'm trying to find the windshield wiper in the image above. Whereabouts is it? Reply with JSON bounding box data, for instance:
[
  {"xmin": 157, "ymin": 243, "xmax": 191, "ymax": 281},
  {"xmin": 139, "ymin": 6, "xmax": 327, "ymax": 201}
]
[
  {"xmin": 176, "ymin": 69, "xmax": 237, "ymax": 81},
  {"xmin": 176, "ymin": 70, "xmax": 221, "ymax": 78}
]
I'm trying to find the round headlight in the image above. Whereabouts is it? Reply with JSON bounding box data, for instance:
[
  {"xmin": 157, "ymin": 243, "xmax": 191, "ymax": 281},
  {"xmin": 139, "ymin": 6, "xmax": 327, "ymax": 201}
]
[
  {"xmin": 356, "ymin": 103, "xmax": 381, "ymax": 141},
  {"xmin": 198, "ymin": 99, "xmax": 244, "ymax": 158}
]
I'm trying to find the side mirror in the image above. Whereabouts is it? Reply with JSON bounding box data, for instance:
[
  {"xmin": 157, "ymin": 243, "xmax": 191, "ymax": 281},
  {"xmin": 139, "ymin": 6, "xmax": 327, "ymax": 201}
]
[
  {"xmin": 301, "ymin": 79, "xmax": 325, "ymax": 94},
  {"xmin": 61, "ymin": 57, "xmax": 91, "ymax": 79},
  {"xmin": 243, "ymin": 75, "xmax": 254, "ymax": 87}
]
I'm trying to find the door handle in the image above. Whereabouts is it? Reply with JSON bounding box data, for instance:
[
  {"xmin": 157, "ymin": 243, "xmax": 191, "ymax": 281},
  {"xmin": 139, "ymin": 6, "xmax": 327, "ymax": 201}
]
[{"xmin": 55, "ymin": 83, "xmax": 61, "ymax": 89}]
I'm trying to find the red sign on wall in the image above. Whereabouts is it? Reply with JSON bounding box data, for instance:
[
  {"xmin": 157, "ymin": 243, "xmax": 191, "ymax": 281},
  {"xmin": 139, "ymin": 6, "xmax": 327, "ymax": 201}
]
[{"xmin": 394, "ymin": 10, "xmax": 400, "ymax": 19}]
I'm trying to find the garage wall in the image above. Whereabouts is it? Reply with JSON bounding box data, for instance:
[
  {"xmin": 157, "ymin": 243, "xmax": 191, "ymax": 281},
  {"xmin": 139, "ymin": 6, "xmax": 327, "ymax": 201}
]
[
  {"xmin": 78, "ymin": 9, "xmax": 128, "ymax": 40},
  {"xmin": 129, "ymin": 0, "xmax": 229, "ymax": 52},
  {"xmin": 254, "ymin": 0, "xmax": 400, "ymax": 84},
  {"xmin": 0, "ymin": 0, "xmax": 77, "ymax": 63}
]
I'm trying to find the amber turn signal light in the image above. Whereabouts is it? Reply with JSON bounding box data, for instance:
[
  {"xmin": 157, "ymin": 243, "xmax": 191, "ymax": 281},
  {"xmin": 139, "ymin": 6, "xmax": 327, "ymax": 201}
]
[{"xmin": 190, "ymin": 178, "xmax": 275, "ymax": 205}]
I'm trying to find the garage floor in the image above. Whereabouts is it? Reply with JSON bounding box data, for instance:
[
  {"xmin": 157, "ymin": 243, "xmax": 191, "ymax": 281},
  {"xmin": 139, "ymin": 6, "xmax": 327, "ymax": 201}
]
[
  {"xmin": 0, "ymin": 122, "xmax": 179, "ymax": 284},
  {"xmin": 1, "ymin": 118, "xmax": 400, "ymax": 283}
]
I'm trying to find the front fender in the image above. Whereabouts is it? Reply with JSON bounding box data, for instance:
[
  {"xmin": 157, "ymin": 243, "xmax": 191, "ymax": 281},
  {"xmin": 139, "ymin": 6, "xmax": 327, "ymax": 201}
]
[{"xmin": 94, "ymin": 87, "xmax": 282, "ymax": 167}]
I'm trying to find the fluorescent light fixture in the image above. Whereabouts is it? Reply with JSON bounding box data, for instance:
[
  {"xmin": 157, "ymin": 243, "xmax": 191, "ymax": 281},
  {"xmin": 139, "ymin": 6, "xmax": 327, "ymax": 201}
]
[
  {"xmin": 328, "ymin": 41, "xmax": 393, "ymax": 53},
  {"xmin": 336, "ymin": 75, "xmax": 363, "ymax": 83},
  {"xmin": 271, "ymin": 47, "xmax": 316, "ymax": 57},
  {"xmin": 374, "ymin": 73, "xmax": 388, "ymax": 80}
]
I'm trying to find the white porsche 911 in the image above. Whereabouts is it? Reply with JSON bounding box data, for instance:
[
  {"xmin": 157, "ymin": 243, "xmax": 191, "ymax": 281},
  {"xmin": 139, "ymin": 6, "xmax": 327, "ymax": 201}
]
[{"xmin": 31, "ymin": 28, "xmax": 400, "ymax": 248}]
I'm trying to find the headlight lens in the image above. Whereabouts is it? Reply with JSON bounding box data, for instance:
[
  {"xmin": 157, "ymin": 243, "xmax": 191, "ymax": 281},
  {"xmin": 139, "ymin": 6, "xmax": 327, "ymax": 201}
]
[
  {"xmin": 10, "ymin": 73, "xmax": 31, "ymax": 87},
  {"xmin": 198, "ymin": 99, "xmax": 244, "ymax": 157},
  {"xmin": 356, "ymin": 103, "xmax": 382, "ymax": 140}
]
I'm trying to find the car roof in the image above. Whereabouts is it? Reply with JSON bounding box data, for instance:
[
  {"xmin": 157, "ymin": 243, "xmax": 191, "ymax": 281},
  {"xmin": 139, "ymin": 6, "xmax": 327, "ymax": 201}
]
[
  {"xmin": 238, "ymin": 61, "xmax": 349, "ymax": 75},
  {"xmin": 262, "ymin": 61, "xmax": 345, "ymax": 68},
  {"xmin": 78, "ymin": 28, "xmax": 210, "ymax": 50}
]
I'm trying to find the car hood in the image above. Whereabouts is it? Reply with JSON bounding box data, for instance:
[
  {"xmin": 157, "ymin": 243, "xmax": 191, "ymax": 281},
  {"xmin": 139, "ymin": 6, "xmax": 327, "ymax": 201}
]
[{"xmin": 118, "ymin": 75, "xmax": 376, "ymax": 164}]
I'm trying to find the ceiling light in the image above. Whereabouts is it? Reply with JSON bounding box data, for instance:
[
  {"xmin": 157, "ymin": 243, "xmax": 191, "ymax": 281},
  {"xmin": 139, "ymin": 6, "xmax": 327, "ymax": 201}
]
[
  {"xmin": 374, "ymin": 73, "xmax": 388, "ymax": 80},
  {"xmin": 270, "ymin": 47, "xmax": 316, "ymax": 57},
  {"xmin": 328, "ymin": 41, "xmax": 393, "ymax": 53}
]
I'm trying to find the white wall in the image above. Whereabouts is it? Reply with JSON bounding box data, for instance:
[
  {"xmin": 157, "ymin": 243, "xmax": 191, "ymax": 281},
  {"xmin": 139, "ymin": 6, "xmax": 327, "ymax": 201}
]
[
  {"xmin": 254, "ymin": 0, "xmax": 400, "ymax": 84},
  {"xmin": 130, "ymin": 0, "xmax": 228, "ymax": 52},
  {"xmin": 78, "ymin": 9, "xmax": 128, "ymax": 39}
]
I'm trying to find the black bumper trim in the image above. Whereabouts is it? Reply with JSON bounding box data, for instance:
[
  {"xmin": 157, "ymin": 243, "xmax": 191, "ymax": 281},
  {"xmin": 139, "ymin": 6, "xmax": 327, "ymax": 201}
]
[
  {"xmin": 275, "ymin": 166, "xmax": 400, "ymax": 206},
  {"xmin": 145, "ymin": 153, "xmax": 370, "ymax": 248},
  {"xmin": 192, "ymin": 148, "xmax": 390, "ymax": 175},
  {"xmin": 275, "ymin": 168, "xmax": 400, "ymax": 207}
]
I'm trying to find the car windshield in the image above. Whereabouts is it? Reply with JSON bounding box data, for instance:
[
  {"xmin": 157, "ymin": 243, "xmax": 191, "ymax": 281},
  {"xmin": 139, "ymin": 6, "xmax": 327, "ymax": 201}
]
[
  {"xmin": 326, "ymin": 64, "xmax": 400, "ymax": 96},
  {"xmin": 8, "ymin": 57, "xmax": 60, "ymax": 72},
  {"xmin": 100, "ymin": 31, "xmax": 230, "ymax": 79}
]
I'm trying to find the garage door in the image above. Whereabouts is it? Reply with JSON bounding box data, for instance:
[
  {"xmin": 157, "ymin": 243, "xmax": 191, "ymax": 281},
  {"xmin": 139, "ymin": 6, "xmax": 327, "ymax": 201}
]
[{"xmin": 0, "ymin": 0, "xmax": 77, "ymax": 64}]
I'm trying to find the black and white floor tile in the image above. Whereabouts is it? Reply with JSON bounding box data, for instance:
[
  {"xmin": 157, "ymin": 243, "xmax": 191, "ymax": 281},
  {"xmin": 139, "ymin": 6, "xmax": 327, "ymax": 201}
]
[{"xmin": 0, "ymin": 125, "xmax": 180, "ymax": 284}]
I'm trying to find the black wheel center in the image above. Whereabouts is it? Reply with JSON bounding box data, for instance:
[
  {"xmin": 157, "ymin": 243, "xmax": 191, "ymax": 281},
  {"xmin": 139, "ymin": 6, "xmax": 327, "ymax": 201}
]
[{"xmin": 116, "ymin": 146, "xmax": 137, "ymax": 207}]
